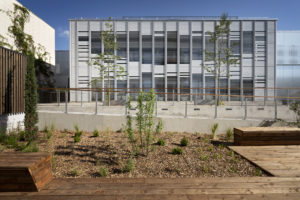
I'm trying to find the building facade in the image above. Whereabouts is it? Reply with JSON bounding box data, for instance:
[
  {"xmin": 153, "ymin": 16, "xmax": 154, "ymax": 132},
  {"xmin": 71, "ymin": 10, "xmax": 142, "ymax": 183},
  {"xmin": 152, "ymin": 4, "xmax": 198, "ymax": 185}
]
[
  {"xmin": 276, "ymin": 31, "xmax": 300, "ymax": 98},
  {"xmin": 69, "ymin": 17, "xmax": 276, "ymax": 102},
  {"xmin": 0, "ymin": 0, "xmax": 55, "ymax": 65}
]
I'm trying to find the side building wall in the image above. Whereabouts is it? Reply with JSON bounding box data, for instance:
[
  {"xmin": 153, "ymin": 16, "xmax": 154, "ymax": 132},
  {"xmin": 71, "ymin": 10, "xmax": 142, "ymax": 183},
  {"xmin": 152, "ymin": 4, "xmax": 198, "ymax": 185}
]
[{"xmin": 69, "ymin": 19, "xmax": 276, "ymax": 102}]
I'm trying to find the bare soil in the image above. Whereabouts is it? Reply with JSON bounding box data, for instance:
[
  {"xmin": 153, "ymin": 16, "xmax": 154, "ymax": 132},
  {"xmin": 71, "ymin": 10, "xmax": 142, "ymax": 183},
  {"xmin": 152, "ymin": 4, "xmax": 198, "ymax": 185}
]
[{"xmin": 30, "ymin": 130, "xmax": 266, "ymax": 178}]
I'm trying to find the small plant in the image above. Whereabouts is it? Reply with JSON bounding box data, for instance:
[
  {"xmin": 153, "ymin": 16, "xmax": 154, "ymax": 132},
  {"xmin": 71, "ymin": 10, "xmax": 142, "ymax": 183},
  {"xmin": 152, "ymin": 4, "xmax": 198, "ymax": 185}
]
[
  {"xmin": 96, "ymin": 160, "xmax": 101, "ymax": 166},
  {"xmin": 63, "ymin": 128, "xmax": 68, "ymax": 133},
  {"xmin": 228, "ymin": 166, "xmax": 238, "ymax": 173},
  {"xmin": 196, "ymin": 147, "xmax": 203, "ymax": 153},
  {"xmin": 180, "ymin": 136, "xmax": 189, "ymax": 147},
  {"xmin": 226, "ymin": 128, "xmax": 233, "ymax": 141},
  {"xmin": 255, "ymin": 168, "xmax": 262, "ymax": 176},
  {"xmin": 202, "ymin": 165, "xmax": 209, "ymax": 173},
  {"xmin": 93, "ymin": 129, "xmax": 99, "ymax": 137},
  {"xmin": 157, "ymin": 138, "xmax": 165, "ymax": 146},
  {"xmin": 74, "ymin": 124, "xmax": 83, "ymax": 143},
  {"xmin": 50, "ymin": 123, "xmax": 55, "ymax": 133},
  {"xmin": 70, "ymin": 168, "xmax": 80, "ymax": 177},
  {"xmin": 229, "ymin": 150, "xmax": 238, "ymax": 163},
  {"xmin": 98, "ymin": 166, "xmax": 108, "ymax": 177},
  {"xmin": 123, "ymin": 158, "xmax": 135, "ymax": 173},
  {"xmin": 22, "ymin": 142, "xmax": 39, "ymax": 152},
  {"xmin": 211, "ymin": 123, "xmax": 218, "ymax": 140},
  {"xmin": 155, "ymin": 119, "xmax": 163, "ymax": 135},
  {"xmin": 212, "ymin": 153, "xmax": 221, "ymax": 159},
  {"xmin": 104, "ymin": 127, "xmax": 111, "ymax": 143},
  {"xmin": 172, "ymin": 147, "xmax": 183, "ymax": 155},
  {"xmin": 200, "ymin": 154, "xmax": 208, "ymax": 161},
  {"xmin": 43, "ymin": 125, "xmax": 48, "ymax": 133},
  {"xmin": 207, "ymin": 146, "xmax": 213, "ymax": 152}
]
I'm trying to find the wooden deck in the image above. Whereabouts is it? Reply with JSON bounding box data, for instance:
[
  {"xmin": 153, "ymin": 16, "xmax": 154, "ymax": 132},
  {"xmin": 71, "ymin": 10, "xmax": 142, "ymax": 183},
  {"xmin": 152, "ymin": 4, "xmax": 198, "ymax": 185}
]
[
  {"xmin": 229, "ymin": 145, "xmax": 300, "ymax": 177},
  {"xmin": 0, "ymin": 152, "xmax": 52, "ymax": 192},
  {"xmin": 1, "ymin": 177, "xmax": 300, "ymax": 199}
]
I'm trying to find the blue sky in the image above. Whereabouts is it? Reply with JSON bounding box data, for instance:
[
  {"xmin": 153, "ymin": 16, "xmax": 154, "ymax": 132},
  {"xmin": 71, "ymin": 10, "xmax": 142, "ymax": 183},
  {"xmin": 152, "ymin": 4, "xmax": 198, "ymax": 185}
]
[{"xmin": 18, "ymin": 0, "xmax": 300, "ymax": 50}]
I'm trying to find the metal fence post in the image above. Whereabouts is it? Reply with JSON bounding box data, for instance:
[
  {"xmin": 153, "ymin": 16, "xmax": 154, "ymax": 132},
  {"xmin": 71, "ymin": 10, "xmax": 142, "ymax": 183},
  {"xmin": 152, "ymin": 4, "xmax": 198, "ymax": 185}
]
[
  {"xmin": 81, "ymin": 90, "xmax": 83, "ymax": 107},
  {"xmin": 185, "ymin": 101, "xmax": 187, "ymax": 118},
  {"xmin": 125, "ymin": 93, "xmax": 128, "ymax": 115},
  {"xmin": 57, "ymin": 90, "xmax": 60, "ymax": 106},
  {"xmin": 172, "ymin": 89, "xmax": 175, "ymax": 106},
  {"xmin": 244, "ymin": 97, "xmax": 247, "ymax": 120},
  {"xmin": 275, "ymin": 97, "xmax": 278, "ymax": 120},
  {"xmin": 214, "ymin": 96, "xmax": 218, "ymax": 119},
  {"xmin": 95, "ymin": 92, "xmax": 98, "ymax": 115},
  {"xmin": 156, "ymin": 95, "xmax": 158, "ymax": 117},
  {"xmin": 287, "ymin": 89, "xmax": 290, "ymax": 106},
  {"xmin": 65, "ymin": 90, "xmax": 68, "ymax": 114}
]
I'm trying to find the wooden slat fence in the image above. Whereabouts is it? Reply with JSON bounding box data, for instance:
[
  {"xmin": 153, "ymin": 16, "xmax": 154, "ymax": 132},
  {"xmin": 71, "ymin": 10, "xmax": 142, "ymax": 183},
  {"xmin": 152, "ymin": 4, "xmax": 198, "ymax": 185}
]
[{"xmin": 0, "ymin": 46, "xmax": 26, "ymax": 115}]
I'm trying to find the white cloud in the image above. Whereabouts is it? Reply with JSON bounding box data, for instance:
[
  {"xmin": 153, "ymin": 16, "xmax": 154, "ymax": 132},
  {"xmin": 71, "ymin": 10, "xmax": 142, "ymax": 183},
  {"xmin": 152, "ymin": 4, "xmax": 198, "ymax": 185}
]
[{"xmin": 59, "ymin": 30, "xmax": 69, "ymax": 38}]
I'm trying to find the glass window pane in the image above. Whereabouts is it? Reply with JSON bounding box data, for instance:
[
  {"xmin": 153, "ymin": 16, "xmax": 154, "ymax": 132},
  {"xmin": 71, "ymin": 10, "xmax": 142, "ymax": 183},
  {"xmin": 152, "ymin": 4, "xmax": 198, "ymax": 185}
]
[
  {"xmin": 117, "ymin": 80, "xmax": 127, "ymax": 100},
  {"xmin": 91, "ymin": 31, "xmax": 101, "ymax": 54},
  {"xmin": 142, "ymin": 35, "xmax": 152, "ymax": 64},
  {"xmin": 192, "ymin": 36, "xmax": 202, "ymax": 60},
  {"xmin": 230, "ymin": 79, "xmax": 240, "ymax": 101},
  {"xmin": 167, "ymin": 76, "xmax": 177, "ymax": 100},
  {"xmin": 243, "ymin": 80, "xmax": 253, "ymax": 100},
  {"xmin": 167, "ymin": 31, "xmax": 177, "ymax": 64},
  {"xmin": 155, "ymin": 36, "xmax": 164, "ymax": 65},
  {"xmin": 180, "ymin": 77, "xmax": 190, "ymax": 101},
  {"xmin": 155, "ymin": 77, "xmax": 165, "ymax": 101},
  {"xmin": 230, "ymin": 40, "xmax": 240, "ymax": 54},
  {"xmin": 129, "ymin": 78, "xmax": 139, "ymax": 100},
  {"xmin": 205, "ymin": 76, "xmax": 215, "ymax": 100},
  {"xmin": 78, "ymin": 36, "xmax": 89, "ymax": 41},
  {"xmin": 205, "ymin": 35, "xmax": 214, "ymax": 61},
  {"xmin": 243, "ymin": 31, "xmax": 253, "ymax": 54},
  {"xmin": 180, "ymin": 35, "xmax": 190, "ymax": 64},
  {"xmin": 142, "ymin": 73, "xmax": 152, "ymax": 92},
  {"xmin": 117, "ymin": 33, "xmax": 127, "ymax": 59},
  {"xmin": 129, "ymin": 31, "xmax": 139, "ymax": 61}
]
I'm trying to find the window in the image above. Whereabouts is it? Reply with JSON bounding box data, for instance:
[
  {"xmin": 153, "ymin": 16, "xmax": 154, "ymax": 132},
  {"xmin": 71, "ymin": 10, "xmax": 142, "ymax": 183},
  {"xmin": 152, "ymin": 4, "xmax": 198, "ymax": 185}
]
[
  {"xmin": 117, "ymin": 33, "xmax": 127, "ymax": 59},
  {"xmin": 91, "ymin": 31, "xmax": 101, "ymax": 54},
  {"xmin": 192, "ymin": 36, "xmax": 202, "ymax": 60},
  {"xmin": 129, "ymin": 31, "xmax": 139, "ymax": 61},
  {"xmin": 205, "ymin": 35, "xmax": 214, "ymax": 61},
  {"xmin": 155, "ymin": 36, "xmax": 164, "ymax": 65},
  {"xmin": 192, "ymin": 74, "xmax": 202, "ymax": 100},
  {"xmin": 167, "ymin": 76, "xmax": 177, "ymax": 100},
  {"xmin": 155, "ymin": 77, "xmax": 165, "ymax": 101},
  {"xmin": 142, "ymin": 35, "xmax": 152, "ymax": 64},
  {"xmin": 180, "ymin": 77, "xmax": 190, "ymax": 101},
  {"xmin": 230, "ymin": 40, "xmax": 240, "ymax": 54},
  {"xmin": 167, "ymin": 31, "xmax": 177, "ymax": 64},
  {"xmin": 243, "ymin": 31, "xmax": 253, "ymax": 54},
  {"xmin": 205, "ymin": 76, "xmax": 215, "ymax": 100},
  {"xmin": 180, "ymin": 35, "xmax": 190, "ymax": 64},
  {"xmin": 129, "ymin": 78, "xmax": 139, "ymax": 100},
  {"xmin": 142, "ymin": 73, "xmax": 152, "ymax": 92},
  {"xmin": 78, "ymin": 36, "xmax": 89, "ymax": 41},
  {"xmin": 117, "ymin": 80, "xmax": 127, "ymax": 100},
  {"xmin": 230, "ymin": 79, "xmax": 240, "ymax": 101},
  {"xmin": 243, "ymin": 80, "xmax": 253, "ymax": 100}
]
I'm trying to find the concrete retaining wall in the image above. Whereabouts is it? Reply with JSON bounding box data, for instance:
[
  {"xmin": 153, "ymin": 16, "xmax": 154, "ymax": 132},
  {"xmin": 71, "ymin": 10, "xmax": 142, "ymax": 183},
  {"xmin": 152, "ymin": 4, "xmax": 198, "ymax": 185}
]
[{"xmin": 38, "ymin": 111, "xmax": 261, "ymax": 134}]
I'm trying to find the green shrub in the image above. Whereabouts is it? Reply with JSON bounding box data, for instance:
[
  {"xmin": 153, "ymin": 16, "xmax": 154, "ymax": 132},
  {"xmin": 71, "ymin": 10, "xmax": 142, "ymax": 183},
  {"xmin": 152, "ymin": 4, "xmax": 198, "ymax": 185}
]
[
  {"xmin": 255, "ymin": 168, "xmax": 262, "ymax": 176},
  {"xmin": 93, "ymin": 129, "xmax": 99, "ymax": 137},
  {"xmin": 4, "ymin": 134, "xmax": 19, "ymax": 148},
  {"xmin": 155, "ymin": 119, "xmax": 163, "ymax": 135},
  {"xmin": 211, "ymin": 123, "xmax": 218, "ymax": 140},
  {"xmin": 180, "ymin": 136, "xmax": 189, "ymax": 146},
  {"xmin": 71, "ymin": 168, "xmax": 80, "ymax": 177},
  {"xmin": 172, "ymin": 147, "xmax": 183, "ymax": 155},
  {"xmin": 43, "ymin": 125, "xmax": 48, "ymax": 133},
  {"xmin": 200, "ymin": 154, "xmax": 208, "ymax": 161},
  {"xmin": 123, "ymin": 158, "xmax": 135, "ymax": 173},
  {"xmin": 22, "ymin": 142, "xmax": 39, "ymax": 152},
  {"xmin": 74, "ymin": 124, "xmax": 83, "ymax": 143},
  {"xmin": 98, "ymin": 166, "xmax": 108, "ymax": 177},
  {"xmin": 157, "ymin": 138, "xmax": 165, "ymax": 146},
  {"xmin": 74, "ymin": 135, "xmax": 81, "ymax": 143},
  {"xmin": 226, "ymin": 128, "xmax": 233, "ymax": 141}
]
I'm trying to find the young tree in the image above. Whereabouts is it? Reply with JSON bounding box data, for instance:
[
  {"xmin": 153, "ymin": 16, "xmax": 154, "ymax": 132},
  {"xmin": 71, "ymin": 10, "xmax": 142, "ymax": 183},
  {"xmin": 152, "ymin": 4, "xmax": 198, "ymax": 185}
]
[
  {"xmin": 88, "ymin": 20, "xmax": 126, "ymax": 106},
  {"xmin": 203, "ymin": 13, "xmax": 239, "ymax": 106}
]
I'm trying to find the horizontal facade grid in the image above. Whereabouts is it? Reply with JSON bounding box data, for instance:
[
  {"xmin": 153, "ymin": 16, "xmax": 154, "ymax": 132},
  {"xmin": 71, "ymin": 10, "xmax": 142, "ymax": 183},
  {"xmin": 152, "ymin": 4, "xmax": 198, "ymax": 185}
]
[{"xmin": 69, "ymin": 19, "xmax": 276, "ymax": 102}]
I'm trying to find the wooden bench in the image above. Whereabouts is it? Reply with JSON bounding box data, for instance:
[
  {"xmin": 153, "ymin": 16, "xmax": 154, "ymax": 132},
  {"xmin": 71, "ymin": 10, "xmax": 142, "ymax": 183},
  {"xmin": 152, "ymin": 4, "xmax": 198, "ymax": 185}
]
[
  {"xmin": 234, "ymin": 127, "xmax": 300, "ymax": 146},
  {"xmin": 0, "ymin": 152, "xmax": 52, "ymax": 192}
]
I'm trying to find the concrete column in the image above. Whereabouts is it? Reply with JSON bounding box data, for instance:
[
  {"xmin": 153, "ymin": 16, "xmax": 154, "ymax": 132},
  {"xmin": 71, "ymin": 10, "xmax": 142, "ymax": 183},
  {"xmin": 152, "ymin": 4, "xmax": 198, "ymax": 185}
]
[
  {"xmin": 164, "ymin": 22, "xmax": 167, "ymax": 101},
  {"xmin": 177, "ymin": 21, "xmax": 180, "ymax": 102},
  {"xmin": 189, "ymin": 21, "xmax": 192, "ymax": 101},
  {"xmin": 202, "ymin": 22, "xmax": 206, "ymax": 100},
  {"xmin": 240, "ymin": 21, "xmax": 243, "ymax": 101},
  {"xmin": 151, "ymin": 22, "xmax": 155, "ymax": 89},
  {"xmin": 113, "ymin": 21, "xmax": 117, "ymax": 101},
  {"xmin": 88, "ymin": 21, "xmax": 91, "ymax": 102},
  {"xmin": 139, "ymin": 22, "xmax": 142, "ymax": 91},
  {"xmin": 126, "ymin": 22, "xmax": 129, "ymax": 98}
]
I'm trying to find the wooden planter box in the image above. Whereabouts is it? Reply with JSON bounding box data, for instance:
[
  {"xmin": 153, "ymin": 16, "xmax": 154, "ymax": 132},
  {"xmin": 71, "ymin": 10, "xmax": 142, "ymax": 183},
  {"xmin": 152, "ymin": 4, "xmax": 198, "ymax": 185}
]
[
  {"xmin": 234, "ymin": 127, "xmax": 300, "ymax": 146},
  {"xmin": 0, "ymin": 152, "xmax": 52, "ymax": 192}
]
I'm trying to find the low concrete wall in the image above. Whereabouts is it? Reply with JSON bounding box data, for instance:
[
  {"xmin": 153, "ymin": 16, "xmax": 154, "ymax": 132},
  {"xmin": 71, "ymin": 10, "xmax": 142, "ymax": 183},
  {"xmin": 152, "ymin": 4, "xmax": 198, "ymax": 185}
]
[
  {"xmin": 38, "ymin": 111, "xmax": 261, "ymax": 134},
  {"xmin": 0, "ymin": 113, "xmax": 24, "ymax": 134}
]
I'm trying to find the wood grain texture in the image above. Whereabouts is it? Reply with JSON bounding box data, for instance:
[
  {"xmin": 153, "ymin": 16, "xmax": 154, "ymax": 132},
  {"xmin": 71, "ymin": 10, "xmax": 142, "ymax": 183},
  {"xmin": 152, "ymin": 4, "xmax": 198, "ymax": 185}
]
[
  {"xmin": 229, "ymin": 145, "xmax": 300, "ymax": 177},
  {"xmin": 0, "ymin": 152, "xmax": 52, "ymax": 192},
  {"xmin": 234, "ymin": 127, "xmax": 300, "ymax": 146}
]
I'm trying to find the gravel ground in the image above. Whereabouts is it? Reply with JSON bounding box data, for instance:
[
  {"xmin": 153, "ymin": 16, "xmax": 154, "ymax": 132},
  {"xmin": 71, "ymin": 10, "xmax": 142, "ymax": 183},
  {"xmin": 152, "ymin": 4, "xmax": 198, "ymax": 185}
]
[{"xmin": 33, "ymin": 129, "xmax": 266, "ymax": 178}]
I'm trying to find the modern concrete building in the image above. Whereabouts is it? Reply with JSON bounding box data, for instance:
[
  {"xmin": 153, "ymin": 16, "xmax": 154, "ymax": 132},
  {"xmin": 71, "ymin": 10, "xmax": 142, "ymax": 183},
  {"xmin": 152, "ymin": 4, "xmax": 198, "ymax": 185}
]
[
  {"xmin": 276, "ymin": 31, "xmax": 300, "ymax": 99},
  {"xmin": 0, "ymin": 0, "xmax": 55, "ymax": 65},
  {"xmin": 69, "ymin": 17, "xmax": 276, "ymax": 102}
]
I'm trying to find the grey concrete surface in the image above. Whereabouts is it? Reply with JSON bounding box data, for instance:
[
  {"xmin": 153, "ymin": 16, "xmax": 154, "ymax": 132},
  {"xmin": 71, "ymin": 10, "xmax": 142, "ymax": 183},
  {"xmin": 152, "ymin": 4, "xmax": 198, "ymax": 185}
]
[{"xmin": 38, "ymin": 111, "xmax": 263, "ymax": 134}]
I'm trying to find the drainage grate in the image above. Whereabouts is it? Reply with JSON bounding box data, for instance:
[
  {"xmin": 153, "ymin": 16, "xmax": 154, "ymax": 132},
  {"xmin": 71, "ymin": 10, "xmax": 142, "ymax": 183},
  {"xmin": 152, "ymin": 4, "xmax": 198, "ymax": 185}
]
[
  {"xmin": 161, "ymin": 108, "xmax": 168, "ymax": 111},
  {"xmin": 226, "ymin": 108, "xmax": 233, "ymax": 110},
  {"xmin": 194, "ymin": 108, "xmax": 200, "ymax": 111},
  {"xmin": 258, "ymin": 107, "xmax": 264, "ymax": 110}
]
